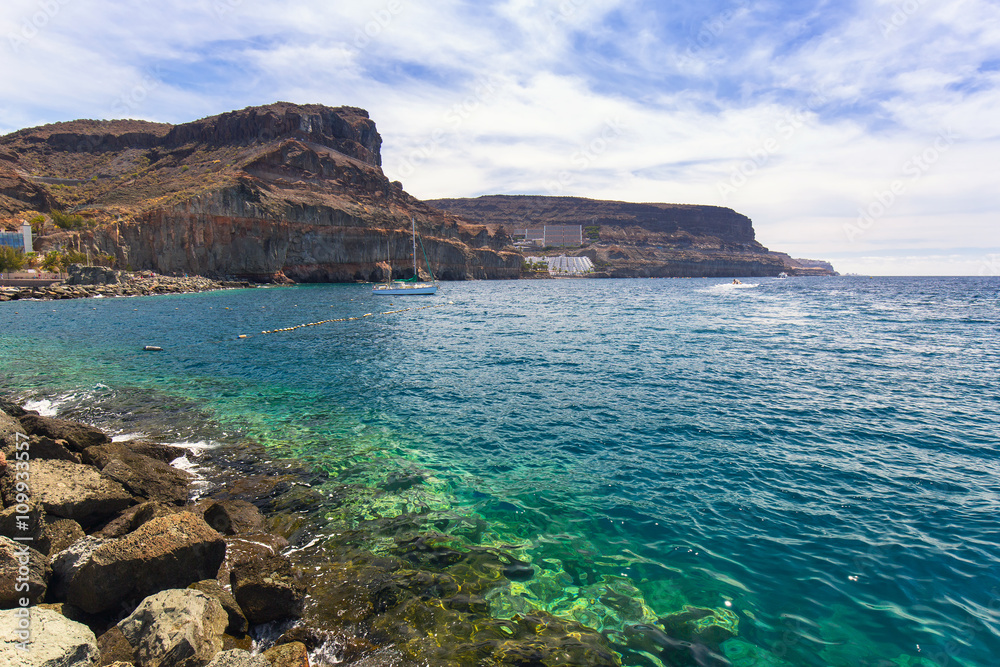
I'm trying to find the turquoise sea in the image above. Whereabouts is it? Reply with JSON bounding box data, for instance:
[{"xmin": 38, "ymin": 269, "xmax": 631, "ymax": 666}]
[{"xmin": 2, "ymin": 276, "xmax": 999, "ymax": 666}]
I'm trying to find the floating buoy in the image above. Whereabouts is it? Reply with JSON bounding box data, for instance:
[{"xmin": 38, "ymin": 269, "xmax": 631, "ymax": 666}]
[
  {"xmin": 237, "ymin": 335, "xmax": 248, "ymax": 339},
  {"xmin": 143, "ymin": 345, "xmax": 163, "ymax": 352}
]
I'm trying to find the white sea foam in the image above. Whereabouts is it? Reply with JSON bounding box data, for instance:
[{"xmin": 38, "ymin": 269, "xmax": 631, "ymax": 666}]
[
  {"xmin": 111, "ymin": 432, "xmax": 146, "ymax": 442},
  {"xmin": 22, "ymin": 398, "xmax": 60, "ymax": 416}
]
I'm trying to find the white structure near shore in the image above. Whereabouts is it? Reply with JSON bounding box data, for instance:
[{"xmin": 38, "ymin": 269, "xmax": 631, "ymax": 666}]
[{"xmin": 538, "ymin": 255, "xmax": 594, "ymax": 275}]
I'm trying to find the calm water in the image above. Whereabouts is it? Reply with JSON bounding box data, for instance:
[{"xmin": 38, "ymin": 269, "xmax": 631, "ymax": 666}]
[{"xmin": 2, "ymin": 277, "xmax": 999, "ymax": 666}]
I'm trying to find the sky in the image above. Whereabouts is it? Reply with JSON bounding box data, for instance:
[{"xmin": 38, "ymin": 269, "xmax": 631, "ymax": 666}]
[{"xmin": 2, "ymin": 0, "xmax": 999, "ymax": 275}]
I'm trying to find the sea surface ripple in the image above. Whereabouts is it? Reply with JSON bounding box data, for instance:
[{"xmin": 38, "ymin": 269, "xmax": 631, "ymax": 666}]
[{"xmin": 2, "ymin": 276, "xmax": 998, "ymax": 666}]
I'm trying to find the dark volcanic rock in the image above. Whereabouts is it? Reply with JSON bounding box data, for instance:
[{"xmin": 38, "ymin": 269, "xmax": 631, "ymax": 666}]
[
  {"xmin": 230, "ymin": 554, "xmax": 306, "ymax": 624},
  {"xmin": 43, "ymin": 516, "xmax": 86, "ymax": 555},
  {"xmin": 0, "ymin": 536, "xmax": 51, "ymax": 606},
  {"xmin": 3, "ymin": 435, "xmax": 82, "ymax": 463},
  {"xmin": 0, "ymin": 398, "xmax": 29, "ymax": 418},
  {"xmin": 0, "ymin": 502, "xmax": 45, "ymax": 546},
  {"xmin": 0, "ymin": 411, "xmax": 26, "ymax": 450},
  {"xmin": 84, "ymin": 442, "xmax": 192, "ymax": 504},
  {"xmin": 19, "ymin": 414, "xmax": 111, "ymax": 452},
  {"xmin": 63, "ymin": 512, "xmax": 226, "ymax": 614},
  {"xmin": 202, "ymin": 500, "xmax": 267, "ymax": 535},
  {"xmin": 2, "ymin": 459, "xmax": 134, "ymax": 526},
  {"xmin": 188, "ymin": 579, "xmax": 248, "ymax": 637},
  {"xmin": 163, "ymin": 102, "xmax": 383, "ymax": 166}
]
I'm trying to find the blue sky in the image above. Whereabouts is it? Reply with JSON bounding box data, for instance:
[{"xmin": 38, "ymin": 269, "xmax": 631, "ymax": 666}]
[{"xmin": 2, "ymin": 0, "xmax": 999, "ymax": 275}]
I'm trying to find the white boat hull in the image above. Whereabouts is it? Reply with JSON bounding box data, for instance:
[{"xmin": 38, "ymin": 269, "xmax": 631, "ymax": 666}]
[{"xmin": 373, "ymin": 283, "xmax": 438, "ymax": 295}]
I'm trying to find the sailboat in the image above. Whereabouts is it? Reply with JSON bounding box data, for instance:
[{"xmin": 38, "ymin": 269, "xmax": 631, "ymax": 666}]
[{"xmin": 373, "ymin": 217, "xmax": 439, "ymax": 295}]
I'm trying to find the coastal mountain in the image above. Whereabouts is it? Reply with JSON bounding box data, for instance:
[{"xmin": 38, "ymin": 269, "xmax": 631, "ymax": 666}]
[
  {"xmin": 0, "ymin": 103, "xmax": 520, "ymax": 281},
  {"xmin": 428, "ymin": 195, "xmax": 836, "ymax": 277},
  {"xmin": 0, "ymin": 103, "xmax": 833, "ymax": 280}
]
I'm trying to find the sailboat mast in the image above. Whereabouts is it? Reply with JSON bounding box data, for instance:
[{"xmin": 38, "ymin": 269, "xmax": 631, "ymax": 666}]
[{"xmin": 411, "ymin": 216, "xmax": 418, "ymax": 278}]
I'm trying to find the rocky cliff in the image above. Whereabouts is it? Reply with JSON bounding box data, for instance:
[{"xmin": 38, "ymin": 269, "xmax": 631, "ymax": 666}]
[
  {"xmin": 0, "ymin": 103, "xmax": 521, "ymax": 281},
  {"xmin": 428, "ymin": 195, "xmax": 834, "ymax": 277},
  {"xmin": 1, "ymin": 104, "xmax": 832, "ymax": 281}
]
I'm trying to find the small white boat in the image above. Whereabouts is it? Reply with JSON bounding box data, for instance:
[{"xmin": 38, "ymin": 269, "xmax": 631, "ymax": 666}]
[
  {"xmin": 777, "ymin": 272, "xmax": 788, "ymax": 279},
  {"xmin": 374, "ymin": 217, "xmax": 438, "ymax": 296},
  {"xmin": 373, "ymin": 281, "xmax": 438, "ymax": 295}
]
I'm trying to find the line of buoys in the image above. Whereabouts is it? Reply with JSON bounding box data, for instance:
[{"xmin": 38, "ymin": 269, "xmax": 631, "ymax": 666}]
[{"xmin": 245, "ymin": 303, "xmax": 448, "ymax": 338}]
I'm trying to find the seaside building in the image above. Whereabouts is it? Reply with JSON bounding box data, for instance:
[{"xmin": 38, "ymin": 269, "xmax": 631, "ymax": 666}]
[
  {"xmin": 0, "ymin": 222, "xmax": 32, "ymax": 253},
  {"xmin": 512, "ymin": 225, "xmax": 583, "ymax": 247},
  {"xmin": 541, "ymin": 255, "xmax": 594, "ymax": 275}
]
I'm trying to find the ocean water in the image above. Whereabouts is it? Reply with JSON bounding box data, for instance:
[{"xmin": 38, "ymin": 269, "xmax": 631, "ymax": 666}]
[{"xmin": 2, "ymin": 276, "xmax": 999, "ymax": 666}]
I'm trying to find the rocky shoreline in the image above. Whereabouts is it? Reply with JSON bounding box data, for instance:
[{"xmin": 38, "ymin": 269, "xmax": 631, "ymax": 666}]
[
  {"xmin": 0, "ymin": 266, "xmax": 256, "ymax": 302},
  {"xmin": 0, "ymin": 396, "xmax": 640, "ymax": 667}
]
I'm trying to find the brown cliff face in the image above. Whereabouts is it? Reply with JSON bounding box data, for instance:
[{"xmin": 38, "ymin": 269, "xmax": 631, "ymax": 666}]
[
  {"xmin": 427, "ymin": 195, "xmax": 819, "ymax": 277},
  {"xmin": 429, "ymin": 195, "xmax": 759, "ymax": 245},
  {"xmin": 1, "ymin": 104, "xmax": 832, "ymax": 280},
  {"xmin": 0, "ymin": 103, "xmax": 520, "ymax": 281}
]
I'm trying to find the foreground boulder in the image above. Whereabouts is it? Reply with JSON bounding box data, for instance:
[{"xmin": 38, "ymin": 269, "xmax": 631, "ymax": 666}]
[
  {"xmin": 0, "ymin": 503, "xmax": 45, "ymax": 546},
  {"xmin": 2, "ymin": 459, "xmax": 133, "ymax": 526},
  {"xmin": 42, "ymin": 516, "xmax": 86, "ymax": 555},
  {"xmin": 0, "ymin": 537, "xmax": 50, "ymax": 607},
  {"xmin": 3, "ymin": 435, "xmax": 82, "ymax": 463},
  {"xmin": 63, "ymin": 512, "xmax": 226, "ymax": 614},
  {"xmin": 118, "ymin": 589, "xmax": 228, "ymax": 667},
  {"xmin": 0, "ymin": 398, "xmax": 29, "ymax": 418},
  {"xmin": 0, "ymin": 606, "xmax": 98, "ymax": 666},
  {"xmin": 202, "ymin": 500, "xmax": 266, "ymax": 535},
  {"xmin": 84, "ymin": 443, "xmax": 192, "ymax": 504},
  {"xmin": 189, "ymin": 579, "xmax": 248, "ymax": 637},
  {"xmin": 262, "ymin": 641, "xmax": 310, "ymax": 667},
  {"xmin": 18, "ymin": 414, "xmax": 110, "ymax": 452},
  {"xmin": 206, "ymin": 649, "xmax": 270, "ymax": 666}
]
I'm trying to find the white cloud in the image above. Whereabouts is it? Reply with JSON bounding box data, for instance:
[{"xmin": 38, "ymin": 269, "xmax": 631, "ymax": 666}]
[{"xmin": 1, "ymin": 0, "xmax": 998, "ymax": 273}]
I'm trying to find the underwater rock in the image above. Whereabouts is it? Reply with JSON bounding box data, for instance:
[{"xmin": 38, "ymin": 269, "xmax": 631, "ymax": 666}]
[
  {"xmin": 659, "ymin": 605, "xmax": 739, "ymax": 648},
  {"xmin": 230, "ymin": 554, "xmax": 306, "ymax": 624},
  {"xmin": 383, "ymin": 471, "xmax": 425, "ymax": 492},
  {"xmin": 622, "ymin": 622, "xmax": 732, "ymax": 667}
]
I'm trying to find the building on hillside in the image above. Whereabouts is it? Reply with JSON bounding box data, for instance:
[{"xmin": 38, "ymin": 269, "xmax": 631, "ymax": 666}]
[
  {"xmin": 512, "ymin": 225, "xmax": 583, "ymax": 247},
  {"xmin": 0, "ymin": 223, "xmax": 32, "ymax": 253}
]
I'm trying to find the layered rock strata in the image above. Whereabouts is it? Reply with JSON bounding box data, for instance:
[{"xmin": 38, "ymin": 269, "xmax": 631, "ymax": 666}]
[
  {"xmin": 429, "ymin": 195, "xmax": 837, "ymax": 277},
  {"xmin": 0, "ymin": 103, "xmax": 522, "ymax": 282}
]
